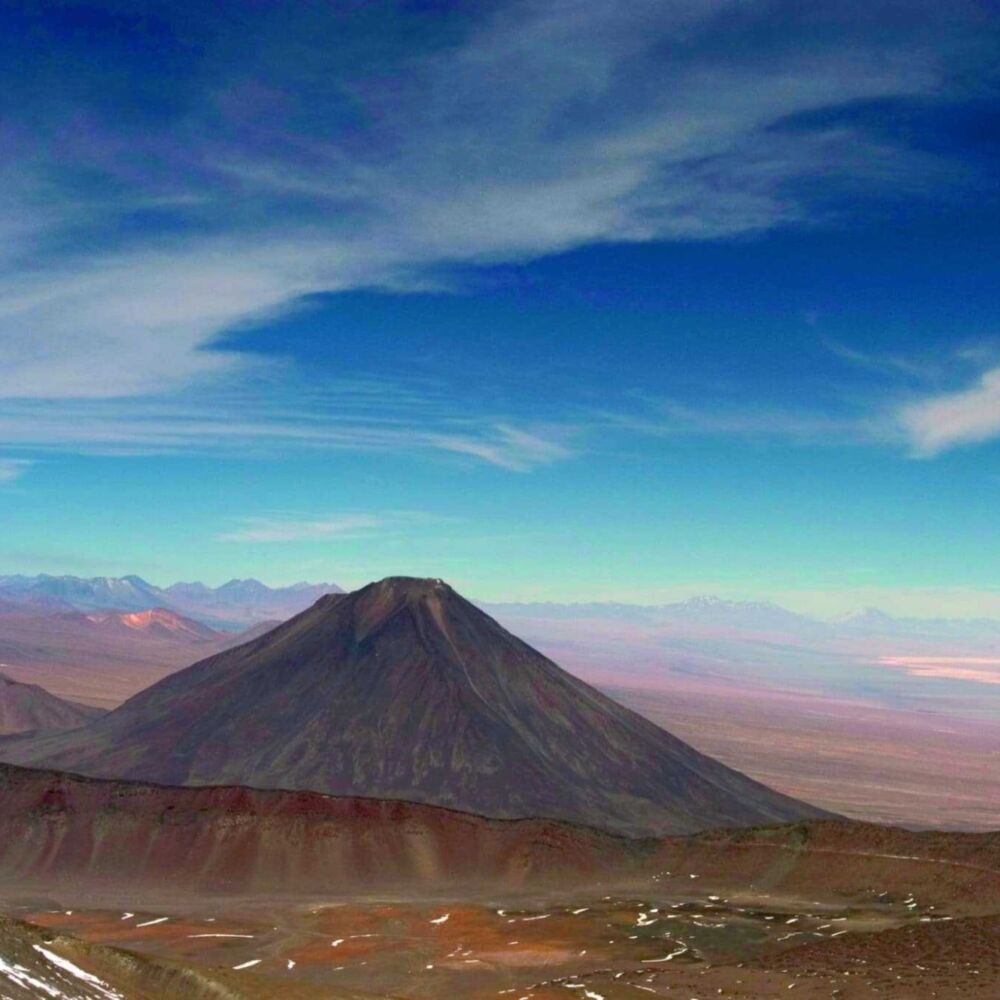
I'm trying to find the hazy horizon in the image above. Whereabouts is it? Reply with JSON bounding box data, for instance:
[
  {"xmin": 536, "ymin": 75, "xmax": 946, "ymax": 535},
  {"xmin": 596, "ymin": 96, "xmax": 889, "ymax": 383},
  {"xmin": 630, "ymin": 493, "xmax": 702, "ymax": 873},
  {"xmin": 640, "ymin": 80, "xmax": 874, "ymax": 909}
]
[{"xmin": 6, "ymin": 567, "xmax": 1000, "ymax": 620}]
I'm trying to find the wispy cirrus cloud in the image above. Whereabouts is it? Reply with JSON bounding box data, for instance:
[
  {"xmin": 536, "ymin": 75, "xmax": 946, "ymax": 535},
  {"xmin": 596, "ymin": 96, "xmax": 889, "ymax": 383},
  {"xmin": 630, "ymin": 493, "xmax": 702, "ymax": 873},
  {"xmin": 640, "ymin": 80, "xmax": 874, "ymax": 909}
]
[
  {"xmin": 586, "ymin": 379, "xmax": 895, "ymax": 453},
  {"xmin": 0, "ymin": 458, "xmax": 32, "ymax": 484},
  {"xmin": 427, "ymin": 425, "xmax": 572, "ymax": 472},
  {"xmin": 0, "ymin": 392, "xmax": 574, "ymax": 471},
  {"xmin": 818, "ymin": 338, "xmax": 1000, "ymax": 456},
  {"xmin": 1, "ymin": 0, "xmax": 987, "ymax": 424},
  {"xmin": 217, "ymin": 507, "xmax": 445, "ymax": 543},
  {"xmin": 823, "ymin": 339, "xmax": 945, "ymax": 382},
  {"xmin": 218, "ymin": 513, "xmax": 382, "ymax": 543},
  {"xmin": 596, "ymin": 340, "xmax": 1000, "ymax": 458}
]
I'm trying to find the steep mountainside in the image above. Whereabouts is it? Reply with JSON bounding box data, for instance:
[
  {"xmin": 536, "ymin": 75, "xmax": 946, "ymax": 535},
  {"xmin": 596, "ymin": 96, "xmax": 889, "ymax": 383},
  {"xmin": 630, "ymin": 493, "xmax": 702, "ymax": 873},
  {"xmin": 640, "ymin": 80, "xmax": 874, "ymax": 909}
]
[
  {"xmin": 0, "ymin": 577, "xmax": 829, "ymax": 834},
  {"xmin": 0, "ymin": 674, "xmax": 105, "ymax": 735}
]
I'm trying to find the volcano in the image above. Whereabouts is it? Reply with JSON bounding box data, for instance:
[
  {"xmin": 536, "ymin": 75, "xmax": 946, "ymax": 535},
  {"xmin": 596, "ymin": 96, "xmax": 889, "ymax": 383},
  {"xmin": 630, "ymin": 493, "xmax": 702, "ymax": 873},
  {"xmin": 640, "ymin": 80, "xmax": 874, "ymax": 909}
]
[{"xmin": 0, "ymin": 577, "xmax": 829, "ymax": 834}]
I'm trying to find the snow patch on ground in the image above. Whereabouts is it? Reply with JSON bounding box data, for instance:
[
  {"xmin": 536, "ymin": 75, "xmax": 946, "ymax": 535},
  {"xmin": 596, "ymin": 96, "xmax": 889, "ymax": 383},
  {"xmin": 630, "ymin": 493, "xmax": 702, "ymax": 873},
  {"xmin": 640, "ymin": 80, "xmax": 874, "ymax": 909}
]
[
  {"xmin": 33, "ymin": 945, "xmax": 124, "ymax": 999},
  {"xmin": 0, "ymin": 955, "xmax": 62, "ymax": 997}
]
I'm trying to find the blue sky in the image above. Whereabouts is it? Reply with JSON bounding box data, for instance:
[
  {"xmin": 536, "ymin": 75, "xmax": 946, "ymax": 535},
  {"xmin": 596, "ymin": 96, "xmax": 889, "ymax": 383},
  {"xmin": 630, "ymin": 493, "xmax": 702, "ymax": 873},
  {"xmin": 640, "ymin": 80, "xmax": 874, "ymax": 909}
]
[{"xmin": 1, "ymin": 0, "xmax": 999, "ymax": 613}]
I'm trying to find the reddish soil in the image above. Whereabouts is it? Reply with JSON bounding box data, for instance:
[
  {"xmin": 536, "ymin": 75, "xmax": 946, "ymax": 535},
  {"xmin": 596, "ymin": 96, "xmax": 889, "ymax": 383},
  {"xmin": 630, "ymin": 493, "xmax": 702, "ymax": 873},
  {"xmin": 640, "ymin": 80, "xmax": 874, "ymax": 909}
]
[{"xmin": 0, "ymin": 762, "xmax": 658, "ymax": 893}]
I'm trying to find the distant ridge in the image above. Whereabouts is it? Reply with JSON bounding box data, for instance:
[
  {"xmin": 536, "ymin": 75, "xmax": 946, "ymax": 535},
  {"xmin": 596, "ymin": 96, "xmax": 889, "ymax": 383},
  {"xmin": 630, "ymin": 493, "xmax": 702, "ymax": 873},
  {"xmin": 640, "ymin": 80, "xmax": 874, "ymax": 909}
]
[
  {"xmin": 0, "ymin": 574, "xmax": 343, "ymax": 627},
  {"xmin": 0, "ymin": 576, "xmax": 830, "ymax": 835},
  {"xmin": 3, "ymin": 575, "xmax": 995, "ymax": 634},
  {"xmin": 0, "ymin": 574, "xmax": 163, "ymax": 613},
  {"xmin": 482, "ymin": 595, "xmax": 1000, "ymax": 636},
  {"xmin": 84, "ymin": 607, "xmax": 220, "ymax": 641},
  {"xmin": 0, "ymin": 608, "xmax": 284, "ymax": 709},
  {"xmin": 0, "ymin": 674, "xmax": 105, "ymax": 736}
]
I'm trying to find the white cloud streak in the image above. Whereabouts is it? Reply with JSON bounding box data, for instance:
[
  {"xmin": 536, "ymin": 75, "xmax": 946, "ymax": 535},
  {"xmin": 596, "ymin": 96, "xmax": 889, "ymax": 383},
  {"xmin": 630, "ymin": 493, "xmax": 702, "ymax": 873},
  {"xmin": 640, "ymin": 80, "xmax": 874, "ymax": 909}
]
[
  {"xmin": 218, "ymin": 513, "xmax": 382, "ymax": 543},
  {"xmin": 0, "ymin": 394, "xmax": 573, "ymax": 470},
  {"xmin": 592, "ymin": 397, "xmax": 884, "ymax": 448},
  {"xmin": 898, "ymin": 365, "xmax": 1000, "ymax": 455},
  {"xmin": 426, "ymin": 425, "xmax": 572, "ymax": 471},
  {"xmin": 0, "ymin": 459, "xmax": 32, "ymax": 484},
  {"xmin": 600, "ymin": 347, "xmax": 1000, "ymax": 457}
]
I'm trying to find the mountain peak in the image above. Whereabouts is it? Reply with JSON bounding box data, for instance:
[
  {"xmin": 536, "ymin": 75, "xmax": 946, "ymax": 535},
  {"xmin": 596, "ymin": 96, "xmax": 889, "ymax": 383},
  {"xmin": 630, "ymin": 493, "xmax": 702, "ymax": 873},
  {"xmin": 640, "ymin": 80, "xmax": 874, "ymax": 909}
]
[
  {"xmin": 328, "ymin": 576, "xmax": 457, "ymax": 622},
  {"xmin": 364, "ymin": 575, "xmax": 453, "ymax": 599},
  {"xmin": 836, "ymin": 606, "xmax": 895, "ymax": 626},
  {"xmin": 303, "ymin": 576, "xmax": 464, "ymax": 643},
  {"xmin": 681, "ymin": 594, "xmax": 782, "ymax": 611}
]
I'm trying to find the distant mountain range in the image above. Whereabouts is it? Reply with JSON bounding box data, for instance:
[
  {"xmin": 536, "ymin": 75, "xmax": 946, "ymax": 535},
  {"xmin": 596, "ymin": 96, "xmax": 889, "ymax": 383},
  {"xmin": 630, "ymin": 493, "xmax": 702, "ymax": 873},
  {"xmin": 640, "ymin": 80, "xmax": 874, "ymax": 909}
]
[
  {"xmin": 484, "ymin": 594, "xmax": 1000, "ymax": 638},
  {"xmin": 0, "ymin": 574, "xmax": 343, "ymax": 628},
  {"xmin": 1, "ymin": 574, "xmax": 996, "ymax": 637},
  {"xmin": 0, "ymin": 577, "xmax": 829, "ymax": 835},
  {"xmin": 482, "ymin": 595, "xmax": 821, "ymax": 632}
]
